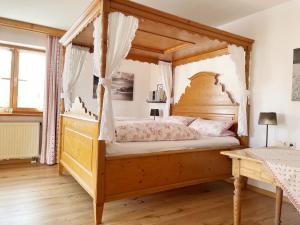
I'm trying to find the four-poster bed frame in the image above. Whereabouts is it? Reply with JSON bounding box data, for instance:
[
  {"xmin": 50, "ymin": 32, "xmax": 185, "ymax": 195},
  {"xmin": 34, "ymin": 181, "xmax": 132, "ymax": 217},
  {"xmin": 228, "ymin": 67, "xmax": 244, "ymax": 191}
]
[{"xmin": 58, "ymin": 0, "xmax": 254, "ymax": 224}]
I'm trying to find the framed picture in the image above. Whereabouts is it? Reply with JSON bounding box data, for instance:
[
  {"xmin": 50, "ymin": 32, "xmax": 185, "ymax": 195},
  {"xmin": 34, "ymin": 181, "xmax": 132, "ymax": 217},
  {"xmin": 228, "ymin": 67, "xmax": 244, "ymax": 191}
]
[
  {"xmin": 292, "ymin": 48, "xmax": 300, "ymax": 101},
  {"xmin": 111, "ymin": 72, "xmax": 134, "ymax": 101},
  {"xmin": 93, "ymin": 75, "xmax": 99, "ymax": 99}
]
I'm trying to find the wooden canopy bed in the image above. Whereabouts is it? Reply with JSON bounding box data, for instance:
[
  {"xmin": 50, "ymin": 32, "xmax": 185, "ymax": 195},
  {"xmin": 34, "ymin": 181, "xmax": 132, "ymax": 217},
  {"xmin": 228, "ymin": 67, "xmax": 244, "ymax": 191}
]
[{"xmin": 58, "ymin": 0, "xmax": 254, "ymax": 224}]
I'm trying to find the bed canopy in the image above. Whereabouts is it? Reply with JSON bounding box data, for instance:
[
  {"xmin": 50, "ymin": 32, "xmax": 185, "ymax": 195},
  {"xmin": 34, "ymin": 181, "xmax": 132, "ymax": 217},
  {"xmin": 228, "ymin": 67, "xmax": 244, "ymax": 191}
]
[
  {"xmin": 60, "ymin": 0, "xmax": 253, "ymax": 141},
  {"xmin": 58, "ymin": 1, "xmax": 254, "ymax": 224}
]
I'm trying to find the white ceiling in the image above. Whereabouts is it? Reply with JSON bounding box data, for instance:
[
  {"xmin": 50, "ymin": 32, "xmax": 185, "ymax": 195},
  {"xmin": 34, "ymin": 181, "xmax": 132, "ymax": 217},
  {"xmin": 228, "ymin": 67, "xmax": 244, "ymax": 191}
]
[
  {"xmin": 0, "ymin": 0, "xmax": 93, "ymax": 30},
  {"xmin": 0, "ymin": 0, "xmax": 291, "ymax": 30},
  {"xmin": 132, "ymin": 0, "xmax": 291, "ymax": 26}
]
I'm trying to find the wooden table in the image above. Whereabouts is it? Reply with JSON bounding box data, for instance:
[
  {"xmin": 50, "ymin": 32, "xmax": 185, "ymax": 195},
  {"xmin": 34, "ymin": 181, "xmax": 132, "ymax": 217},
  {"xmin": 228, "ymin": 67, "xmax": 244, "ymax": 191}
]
[{"xmin": 221, "ymin": 150, "xmax": 283, "ymax": 225}]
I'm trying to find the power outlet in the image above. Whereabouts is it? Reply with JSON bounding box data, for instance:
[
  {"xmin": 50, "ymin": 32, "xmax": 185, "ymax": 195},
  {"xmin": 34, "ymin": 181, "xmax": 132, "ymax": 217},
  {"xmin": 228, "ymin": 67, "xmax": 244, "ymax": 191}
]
[
  {"xmin": 288, "ymin": 142, "xmax": 296, "ymax": 150},
  {"xmin": 278, "ymin": 141, "xmax": 296, "ymax": 149}
]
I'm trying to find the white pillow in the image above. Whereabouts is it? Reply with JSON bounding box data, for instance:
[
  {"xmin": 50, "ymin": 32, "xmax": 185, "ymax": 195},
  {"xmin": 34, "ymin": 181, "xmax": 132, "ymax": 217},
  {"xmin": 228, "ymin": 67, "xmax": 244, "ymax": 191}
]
[
  {"xmin": 189, "ymin": 119, "xmax": 234, "ymax": 137},
  {"xmin": 162, "ymin": 116, "xmax": 196, "ymax": 126},
  {"xmin": 220, "ymin": 130, "xmax": 236, "ymax": 137}
]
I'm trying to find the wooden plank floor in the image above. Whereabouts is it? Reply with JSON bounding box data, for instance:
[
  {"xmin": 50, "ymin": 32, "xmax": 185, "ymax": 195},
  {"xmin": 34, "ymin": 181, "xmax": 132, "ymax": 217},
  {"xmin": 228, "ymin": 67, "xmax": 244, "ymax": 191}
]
[{"xmin": 0, "ymin": 164, "xmax": 299, "ymax": 225}]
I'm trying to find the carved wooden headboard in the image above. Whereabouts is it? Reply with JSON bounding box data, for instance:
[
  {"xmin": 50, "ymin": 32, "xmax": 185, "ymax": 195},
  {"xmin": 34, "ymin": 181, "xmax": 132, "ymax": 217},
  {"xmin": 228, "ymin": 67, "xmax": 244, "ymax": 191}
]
[{"xmin": 171, "ymin": 72, "xmax": 239, "ymax": 132}]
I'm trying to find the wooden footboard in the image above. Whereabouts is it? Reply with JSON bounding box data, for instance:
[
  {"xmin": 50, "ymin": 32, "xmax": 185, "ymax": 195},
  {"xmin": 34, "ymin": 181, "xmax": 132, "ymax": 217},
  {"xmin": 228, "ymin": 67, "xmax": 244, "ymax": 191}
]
[
  {"xmin": 104, "ymin": 146, "xmax": 243, "ymax": 201},
  {"xmin": 58, "ymin": 115, "xmax": 100, "ymax": 197},
  {"xmin": 58, "ymin": 115, "xmax": 244, "ymax": 224}
]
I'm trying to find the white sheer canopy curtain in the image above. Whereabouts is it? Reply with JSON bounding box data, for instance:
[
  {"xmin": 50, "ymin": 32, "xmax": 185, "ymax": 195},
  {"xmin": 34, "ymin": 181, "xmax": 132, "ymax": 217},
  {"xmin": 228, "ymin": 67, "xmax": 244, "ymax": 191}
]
[
  {"xmin": 228, "ymin": 45, "xmax": 249, "ymax": 136},
  {"xmin": 93, "ymin": 16, "xmax": 102, "ymax": 114},
  {"xmin": 159, "ymin": 61, "xmax": 173, "ymax": 117},
  {"xmin": 62, "ymin": 44, "xmax": 89, "ymax": 111},
  {"xmin": 99, "ymin": 12, "xmax": 138, "ymax": 142},
  {"xmin": 93, "ymin": 16, "xmax": 102, "ymax": 79}
]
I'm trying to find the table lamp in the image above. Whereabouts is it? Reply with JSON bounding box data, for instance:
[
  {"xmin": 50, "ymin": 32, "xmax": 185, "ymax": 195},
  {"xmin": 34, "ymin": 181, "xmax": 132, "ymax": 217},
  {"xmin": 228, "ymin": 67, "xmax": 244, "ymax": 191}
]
[
  {"xmin": 258, "ymin": 112, "xmax": 277, "ymax": 147},
  {"xmin": 150, "ymin": 109, "xmax": 159, "ymax": 120}
]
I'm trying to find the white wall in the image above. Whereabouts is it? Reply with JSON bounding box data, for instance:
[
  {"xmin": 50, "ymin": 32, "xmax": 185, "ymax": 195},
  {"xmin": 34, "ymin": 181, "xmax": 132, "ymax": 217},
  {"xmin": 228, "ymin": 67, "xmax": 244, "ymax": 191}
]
[
  {"xmin": 220, "ymin": 0, "xmax": 300, "ymax": 191},
  {"xmin": 174, "ymin": 55, "xmax": 239, "ymax": 104},
  {"xmin": 0, "ymin": 25, "xmax": 47, "ymax": 49},
  {"xmin": 114, "ymin": 60, "xmax": 152, "ymax": 118},
  {"xmin": 148, "ymin": 64, "xmax": 166, "ymax": 116},
  {"xmin": 221, "ymin": 0, "xmax": 300, "ymax": 149},
  {"xmin": 74, "ymin": 56, "xmax": 163, "ymax": 118}
]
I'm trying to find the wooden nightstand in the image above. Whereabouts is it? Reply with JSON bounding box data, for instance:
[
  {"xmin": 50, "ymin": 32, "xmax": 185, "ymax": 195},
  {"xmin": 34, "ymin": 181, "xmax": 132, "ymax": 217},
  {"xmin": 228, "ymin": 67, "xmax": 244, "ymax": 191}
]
[{"xmin": 221, "ymin": 149, "xmax": 283, "ymax": 225}]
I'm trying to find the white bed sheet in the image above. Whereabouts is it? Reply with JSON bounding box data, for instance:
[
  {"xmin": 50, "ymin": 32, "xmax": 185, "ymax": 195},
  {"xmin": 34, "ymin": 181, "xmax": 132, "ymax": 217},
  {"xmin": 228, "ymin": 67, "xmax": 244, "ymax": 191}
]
[{"xmin": 106, "ymin": 136, "xmax": 240, "ymax": 156}]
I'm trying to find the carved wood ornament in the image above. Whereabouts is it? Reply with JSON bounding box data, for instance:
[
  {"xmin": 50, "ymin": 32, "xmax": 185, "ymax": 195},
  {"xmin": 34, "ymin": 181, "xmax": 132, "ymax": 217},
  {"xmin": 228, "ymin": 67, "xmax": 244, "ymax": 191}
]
[
  {"xmin": 177, "ymin": 72, "xmax": 236, "ymax": 106},
  {"xmin": 172, "ymin": 72, "xmax": 239, "ymax": 123},
  {"xmin": 66, "ymin": 97, "xmax": 98, "ymax": 120}
]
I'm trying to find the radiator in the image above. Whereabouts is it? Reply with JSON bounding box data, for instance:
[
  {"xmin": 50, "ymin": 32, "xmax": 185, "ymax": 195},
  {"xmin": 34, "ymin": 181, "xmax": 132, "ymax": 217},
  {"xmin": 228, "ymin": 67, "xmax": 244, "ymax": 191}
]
[{"xmin": 0, "ymin": 122, "xmax": 40, "ymax": 160}]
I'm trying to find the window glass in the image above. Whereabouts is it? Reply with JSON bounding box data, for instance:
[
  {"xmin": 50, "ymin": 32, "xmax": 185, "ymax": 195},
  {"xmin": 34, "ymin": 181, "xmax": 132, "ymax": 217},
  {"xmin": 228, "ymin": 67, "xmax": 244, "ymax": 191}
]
[
  {"xmin": 0, "ymin": 48, "xmax": 12, "ymax": 108},
  {"xmin": 17, "ymin": 50, "xmax": 46, "ymax": 110}
]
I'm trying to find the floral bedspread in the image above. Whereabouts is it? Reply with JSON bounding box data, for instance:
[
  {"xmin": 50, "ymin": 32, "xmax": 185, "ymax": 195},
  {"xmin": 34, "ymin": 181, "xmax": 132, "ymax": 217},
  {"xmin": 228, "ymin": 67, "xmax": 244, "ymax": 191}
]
[{"xmin": 115, "ymin": 120, "xmax": 200, "ymax": 142}]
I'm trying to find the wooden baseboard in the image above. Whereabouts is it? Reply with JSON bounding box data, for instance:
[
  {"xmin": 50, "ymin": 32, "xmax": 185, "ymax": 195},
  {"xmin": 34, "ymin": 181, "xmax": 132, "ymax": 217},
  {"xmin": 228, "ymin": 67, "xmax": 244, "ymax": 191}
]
[
  {"xmin": 225, "ymin": 179, "xmax": 290, "ymax": 204},
  {"xmin": 246, "ymin": 184, "xmax": 290, "ymax": 204},
  {"xmin": 0, "ymin": 158, "xmax": 35, "ymax": 165}
]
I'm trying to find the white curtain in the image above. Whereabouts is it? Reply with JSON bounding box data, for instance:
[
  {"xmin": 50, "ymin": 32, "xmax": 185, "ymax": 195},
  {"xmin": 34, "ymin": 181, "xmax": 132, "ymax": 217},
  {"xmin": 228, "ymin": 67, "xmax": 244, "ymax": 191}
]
[
  {"xmin": 99, "ymin": 12, "xmax": 138, "ymax": 142},
  {"xmin": 159, "ymin": 61, "xmax": 173, "ymax": 117},
  {"xmin": 62, "ymin": 44, "xmax": 89, "ymax": 111},
  {"xmin": 93, "ymin": 16, "xmax": 102, "ymax": 115},
  {"xmin": 228, "ymin": 45, "xmax": 249, "ymax": 136},
  {"xmin": 93, "ymin": 16, "xmax": 102, "ymax": 78}
]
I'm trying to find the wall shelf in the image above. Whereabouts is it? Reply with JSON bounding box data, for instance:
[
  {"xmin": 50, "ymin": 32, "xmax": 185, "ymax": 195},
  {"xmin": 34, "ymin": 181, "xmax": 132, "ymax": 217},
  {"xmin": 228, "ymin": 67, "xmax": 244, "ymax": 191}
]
[{"xmin": 146, "ymin": 100, "xmax": 166, "ymax": 103}]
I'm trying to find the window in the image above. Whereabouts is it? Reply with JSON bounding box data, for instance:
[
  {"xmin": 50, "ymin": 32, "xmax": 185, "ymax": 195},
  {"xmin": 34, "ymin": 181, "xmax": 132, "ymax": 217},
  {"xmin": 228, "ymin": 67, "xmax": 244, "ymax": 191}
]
[
  {"xmin": 0, "ymin": 47, "xmax": 12, "ymax": 108},
  {"xmin": 0, "ymin": 44, "xmax": 46, "ymax": 114}
]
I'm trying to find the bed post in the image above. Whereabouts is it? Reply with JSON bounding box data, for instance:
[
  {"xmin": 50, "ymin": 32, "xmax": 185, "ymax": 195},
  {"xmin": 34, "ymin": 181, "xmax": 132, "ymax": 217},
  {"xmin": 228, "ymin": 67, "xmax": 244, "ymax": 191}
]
[
  {"xmin": 240, "ymin": 44, "xmax": 252, "ymax": 190},
  {"xmin": 94, "ymin": 0, "xmax": 110, "ymax": 224},
  {"xmin": 238, "ymin": 45, "xmax": 251, "ymax": 148},
  {"xmin": 244, "ymin": 45, "xmax": 251, "ymax": 147},
  {"xmin": 170, "ymin": 65, "xmax": 175, "ymax": 114}
]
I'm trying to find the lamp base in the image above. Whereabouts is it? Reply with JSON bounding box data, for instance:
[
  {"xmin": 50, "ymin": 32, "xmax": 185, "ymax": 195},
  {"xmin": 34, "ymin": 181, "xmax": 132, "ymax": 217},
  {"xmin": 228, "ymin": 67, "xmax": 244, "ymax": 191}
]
[{"xmin": 265, "ymin": 124, "xmax": 269, "ymax": 148}]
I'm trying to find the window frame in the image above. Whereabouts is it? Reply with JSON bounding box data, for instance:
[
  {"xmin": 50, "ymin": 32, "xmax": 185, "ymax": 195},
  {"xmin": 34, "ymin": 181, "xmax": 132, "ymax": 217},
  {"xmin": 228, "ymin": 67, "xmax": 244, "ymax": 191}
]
[{"xmin": 0, "ymin": 43, "xmax": 45, "ymax": 115}]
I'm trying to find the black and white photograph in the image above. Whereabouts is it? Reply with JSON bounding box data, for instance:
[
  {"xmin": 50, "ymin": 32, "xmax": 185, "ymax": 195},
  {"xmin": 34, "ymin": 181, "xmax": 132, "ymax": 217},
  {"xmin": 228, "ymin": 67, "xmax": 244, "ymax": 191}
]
[
  {"xmin": 112, "ymin": 72, "xmax": 134, "ymax": 101},
  {"xmin": 92, "ymin": 75, "xmax": 99, "ymax": 99},
  {"xmin": 292, "ymin": 48, "xmax": 300, "ymax": 101}
]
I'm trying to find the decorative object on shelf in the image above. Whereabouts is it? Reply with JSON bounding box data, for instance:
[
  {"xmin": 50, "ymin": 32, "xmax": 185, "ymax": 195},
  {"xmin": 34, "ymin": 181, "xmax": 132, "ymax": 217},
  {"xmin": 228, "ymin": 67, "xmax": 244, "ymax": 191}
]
[
  {"xmin": 147, "ymin": 84, "xmax": 167, "ymax": 103},
  {"xmin": 258, "ymin": 112, "xmax": 277, "ymax": 147},
  {"xmin": 292, "ymin": 48, "xmax": 300, "ymax": 101},
  {"xmin": 150, "ymin": 108, "xmax": 159, "ymax": 120},
  {"xmin": 112, "ymin": 72, "xmax": 134, "ymax": 101}
]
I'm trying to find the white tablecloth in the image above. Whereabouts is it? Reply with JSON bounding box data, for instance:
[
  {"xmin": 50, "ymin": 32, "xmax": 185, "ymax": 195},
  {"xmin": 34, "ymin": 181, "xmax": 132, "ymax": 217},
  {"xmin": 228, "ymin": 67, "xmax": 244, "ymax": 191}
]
[{"xmin": 246, "ymin": 147, "xmax": 300, "ymax": 213}]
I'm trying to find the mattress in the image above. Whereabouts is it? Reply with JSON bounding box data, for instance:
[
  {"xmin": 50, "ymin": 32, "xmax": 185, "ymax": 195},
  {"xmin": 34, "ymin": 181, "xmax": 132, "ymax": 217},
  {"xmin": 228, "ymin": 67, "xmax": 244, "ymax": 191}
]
[{"xmin": 106, "ymin": 136, "xmax": 240, "ymax": 156}]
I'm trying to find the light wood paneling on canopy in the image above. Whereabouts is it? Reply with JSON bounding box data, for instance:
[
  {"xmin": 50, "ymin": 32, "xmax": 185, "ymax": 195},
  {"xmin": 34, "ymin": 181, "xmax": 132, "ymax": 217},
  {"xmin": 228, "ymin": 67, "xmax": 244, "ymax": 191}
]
[
  {"xmin": 64, "ymin": 0, "xmax": 254, "ymax": 65},
  {"xmin": 71, "ymin": 16, "xmax": 229, "ymax": 64},
  {"xmin": 72, "ymin": 22, "xmax": 94, "ymax": 48}
]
